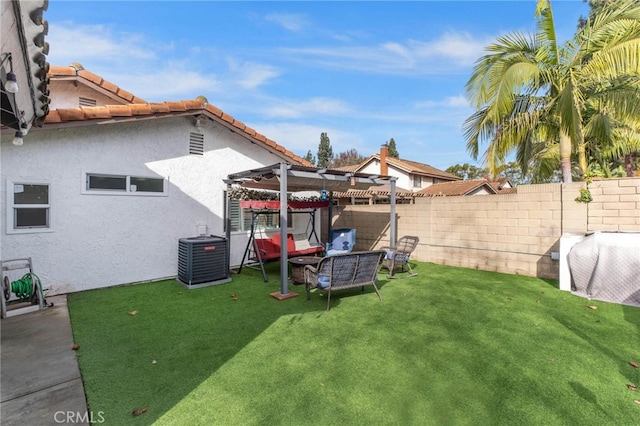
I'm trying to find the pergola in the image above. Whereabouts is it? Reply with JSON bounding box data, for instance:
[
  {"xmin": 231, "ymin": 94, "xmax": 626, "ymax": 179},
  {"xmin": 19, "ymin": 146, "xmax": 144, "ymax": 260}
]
[{"xmin": 225, "ymin": 162, "xmax": 398, "ymax": 300}]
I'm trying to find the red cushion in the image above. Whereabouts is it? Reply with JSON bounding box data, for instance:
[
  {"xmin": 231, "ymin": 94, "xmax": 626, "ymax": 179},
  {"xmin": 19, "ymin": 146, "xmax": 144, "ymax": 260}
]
[
  {"xmin": 272, "ymin": 233, "xmax": 296, "ymax": 253},
  {"xmin": 255, "ymin": 234, "xmax": 324, "ymax": 260},
  {"xmin": 254, "ymin": 239, "xmax": 280, "ymax": 260}
]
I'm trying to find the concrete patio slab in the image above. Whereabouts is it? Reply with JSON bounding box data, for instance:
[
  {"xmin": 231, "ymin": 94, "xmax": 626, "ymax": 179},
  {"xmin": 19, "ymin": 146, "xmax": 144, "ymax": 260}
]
[{"xmin": 1, "ymin": 295, "xmax": 89, "ymax": 426}]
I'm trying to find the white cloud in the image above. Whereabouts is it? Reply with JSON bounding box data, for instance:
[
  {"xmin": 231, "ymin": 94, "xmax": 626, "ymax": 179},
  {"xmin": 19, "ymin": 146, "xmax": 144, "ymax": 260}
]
[
  {"xmin": 47, "ymin": 22, "xmax": 157, "ymax": 67},
  {"xmin": 415, "ymin": 95, "xmax": 470, "ymax": 109},
  {"xmin": 265, "ymin": 13, "xmax": 308, "ymax": 32},
  {"xmin": 237, "ymin": 67, "xmax": 280, "ymax": 89},
  {"xmin": 226, "ymin": 59, "xmax": 281, "ymax": 89},
  {"xmin": 279, "ymin": 30, "xmax": 493, "ymax": 75},
  {"xmin": 45, "ymin": 21, "xmax": 282, "ymax": 101},
  {"xmin": 408, "ymin": 32, "xmax": 491, "ymax": 67},
  {"xmin": 262, "ymin": 97, "xmax": 351, "ymax": 119},
  {"xmin": 380, "ymin": 42, "xmax": 412, "ymax": 61},
  {"xmin": 444, "ymin": 95, "xmax": 471, "ymax": 108},
  {"xmin": 251, "ymin": 122, "xmax": 362, "ymax": 154},
  {"xmin": 107, "ymin": 68, "xmax": 220, "ymax": 101}
]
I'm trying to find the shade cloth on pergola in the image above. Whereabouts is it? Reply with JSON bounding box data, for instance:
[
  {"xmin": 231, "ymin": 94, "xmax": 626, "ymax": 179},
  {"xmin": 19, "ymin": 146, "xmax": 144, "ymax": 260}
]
[{"xmin": 225, "ymin": 162, "xmax": 398, "ymax": 299}]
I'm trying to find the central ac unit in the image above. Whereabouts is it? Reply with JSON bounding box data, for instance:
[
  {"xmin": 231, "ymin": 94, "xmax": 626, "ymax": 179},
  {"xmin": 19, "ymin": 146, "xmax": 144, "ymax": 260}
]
[{"xmin": 178, "ymin": 236, "xmax": 231, "ymax": 288}]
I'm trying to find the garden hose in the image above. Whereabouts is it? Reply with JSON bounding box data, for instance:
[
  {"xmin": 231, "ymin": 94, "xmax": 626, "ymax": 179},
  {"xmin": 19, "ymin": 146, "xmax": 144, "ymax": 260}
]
[{"xmin": 3, "ymin": 273, "xmax": 41, "ymax": 301}]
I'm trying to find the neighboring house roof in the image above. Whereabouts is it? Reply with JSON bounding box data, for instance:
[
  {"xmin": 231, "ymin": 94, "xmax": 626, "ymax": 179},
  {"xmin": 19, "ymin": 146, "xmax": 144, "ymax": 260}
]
[
  {"xmin": 352, "ymin": 154, "xmax": 461, "ymax": 181},
  {"xmin": 333, "ymin": 163, "xmax": 361, "ymax": 173},
  {"xmin": 491, "ymin": 184, "xmax": 518, "ymax": 194},
  {"xmin": 40, "ymin": 65, "xmax": 311, "ymax": 167},
  {"xmin": 418, "ymin": 179, "xmax": 499, "ymax": 197},
  {"xmin": 485, "ymin": 177, "xmax": 517, "ymax": 194},
  {"xmin": 384, "ymin": 156, "xmax": 461, "ymax": 180},
  {"xmin": 495, "ymin": 177, "xmax": 514, "ymax": 188}
]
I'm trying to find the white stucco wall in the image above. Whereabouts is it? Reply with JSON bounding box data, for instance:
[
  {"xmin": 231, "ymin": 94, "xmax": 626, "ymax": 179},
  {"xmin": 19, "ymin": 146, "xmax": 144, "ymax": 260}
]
[
  {"xmin": 469, "ymin": 187, "xmax": 494, "ymax": 195},
  {"xmin": 1, "ymin": 115, "xmax": 313, "ymax": 293},
  {"xmin": 47, "ymin": 80, "xmax": 131, "ymax": 109},
  {"xmin": 359, "ymin": 161, "xmax": 436, "ymax": 191}
]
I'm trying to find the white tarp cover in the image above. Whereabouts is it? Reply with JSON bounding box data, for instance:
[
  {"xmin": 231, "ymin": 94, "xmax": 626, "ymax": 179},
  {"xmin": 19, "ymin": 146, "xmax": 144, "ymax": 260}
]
[{"xmin": 568, "ymin": 232, "xmax": 640, "ymax": 307}]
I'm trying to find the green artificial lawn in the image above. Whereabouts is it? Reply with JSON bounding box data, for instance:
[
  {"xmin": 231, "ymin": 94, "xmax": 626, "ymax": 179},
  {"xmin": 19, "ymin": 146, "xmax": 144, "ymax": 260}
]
[{"xmin": 67, "ymin": 262, "xmax": 640, "ymax": 425}]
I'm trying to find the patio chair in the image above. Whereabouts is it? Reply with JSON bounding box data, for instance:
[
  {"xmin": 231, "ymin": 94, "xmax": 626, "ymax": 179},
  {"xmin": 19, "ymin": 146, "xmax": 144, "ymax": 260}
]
[
  {"xmin": 304, "ymin": 250, "xmax": 386, "ymax": 310},
  {"xmin": 379, "ymin": 235, "xmax": 419, "ymax": 278}
]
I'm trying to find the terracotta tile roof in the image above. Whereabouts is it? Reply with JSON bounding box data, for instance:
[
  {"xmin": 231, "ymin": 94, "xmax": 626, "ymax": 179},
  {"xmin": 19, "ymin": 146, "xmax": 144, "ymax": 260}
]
[
  {"xmin": 47, "ymin": 65, "xmax": 147, "ymax": 104},
  {"xmin": 333, "ymin": 164, "xmax": 361, "ymax": 172},
  {"xmin": 382, "ymin": 155, "xmax": 460, "ymax": 180},
  {"xmin": 487, "ymin": 178, "xmax": 517, "ymax": 194},
  {"xmin": 44, "ymin": 66, "xmax": 311, "ymax": 166},
  {"xmin": 348, "ymin": 155, "xmax": 460, "ymax": 181},
  {"xmin": 418, "ymin": 180, "xmax": 499, "ymax": 197},
  {"xmin": 496, "ymin": 186, "xmax": 518, "ymax": 194}
]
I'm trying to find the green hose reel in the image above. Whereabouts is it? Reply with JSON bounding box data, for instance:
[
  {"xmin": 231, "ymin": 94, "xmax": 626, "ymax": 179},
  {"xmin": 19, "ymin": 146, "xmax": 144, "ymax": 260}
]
[
  {"xmin": 2, "ymin": 273, "xmax": 42, "ymax": 303},
  {"xmin": 1, "ymin": 258, "xmax": 52, "ymax": 319}
]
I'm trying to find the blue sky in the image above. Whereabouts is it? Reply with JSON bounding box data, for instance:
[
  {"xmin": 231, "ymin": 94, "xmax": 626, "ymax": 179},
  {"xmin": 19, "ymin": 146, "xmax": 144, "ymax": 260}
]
[{"xmin": 45, "ymin": 1, "xmax": 589, "ymax": 170}]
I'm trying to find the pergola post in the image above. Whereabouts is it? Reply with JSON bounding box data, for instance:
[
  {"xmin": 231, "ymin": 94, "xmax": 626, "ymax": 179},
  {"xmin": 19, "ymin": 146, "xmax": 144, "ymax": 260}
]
[
  {"xmin": 390, "ymin": 178, "xmax": 397, "ymax": 247},
  {"xmin": 224, "ymin": 181, "xmax": 232, "ymax": 277},
  {"xmin": 270, "ymin": 162, "xmax": 298, "ymax": 300}
]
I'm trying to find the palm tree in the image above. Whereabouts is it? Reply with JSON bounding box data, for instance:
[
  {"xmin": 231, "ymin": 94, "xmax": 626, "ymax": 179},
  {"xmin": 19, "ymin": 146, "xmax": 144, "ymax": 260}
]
[{"xmin": 463, "ymin": 0, "xmax": 640, "ymax": 183}]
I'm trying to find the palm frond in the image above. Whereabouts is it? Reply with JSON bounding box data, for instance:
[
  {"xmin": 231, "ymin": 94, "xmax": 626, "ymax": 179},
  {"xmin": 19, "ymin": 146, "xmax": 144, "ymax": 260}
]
[
  {"xmin": 582, "ymin": 38, "xmax": 640, "ymax": 80},
  {"xmin": 583, "ymin": 112, "xmax": 613, "ymax": 148},
  {"xmin": 534, "ymin": 0, "xmax": 560, "ymax": 65},
  {"xmin": 465, "ymin": 32, "xmax": 539, "ymax": 108},
  {"xmin": 463, "ymin": 0, "xmax": 640, "ymax": 183}
]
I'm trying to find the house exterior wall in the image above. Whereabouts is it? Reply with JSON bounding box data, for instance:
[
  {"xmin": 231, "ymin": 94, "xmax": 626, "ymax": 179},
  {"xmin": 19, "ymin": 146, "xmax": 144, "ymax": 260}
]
[
  {"xmin": 47, "ymin": 80, "xmax": 130, "ymax": 109},
  {"xmin": 322, "ymin": 178, "xmax": 640, "ymax": 281},
  {"xmin": 1, "ymin": 115, "xmax": 306, "ymax": 293},
  {"xmin": 359, "ymin": 161, "xmax": 436, "ymax": 191},
  {"xmin": 468, "ymin": 187, "xmax": 494, "ymax": 196}
]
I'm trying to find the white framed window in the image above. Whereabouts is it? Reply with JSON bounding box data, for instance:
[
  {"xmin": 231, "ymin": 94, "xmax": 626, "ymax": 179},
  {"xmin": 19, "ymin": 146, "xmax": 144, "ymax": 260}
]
[
  {"xmin": 83, "ymin": 173, "xmax": 168, "ymax": 196},
  {"xmin": 229, "ymin": 199, "xmax": 251, "ymax": 232},
  {"xmin": 7, "ymin": 182, "xmax": 52, "ymax": 233},
  {"xmin": 413, "ymin": 175, "xmax": 422, "ymax": 188},
  {"xmin": 227, "ymin": 199, "xmax": 293, "ymax": 232}
]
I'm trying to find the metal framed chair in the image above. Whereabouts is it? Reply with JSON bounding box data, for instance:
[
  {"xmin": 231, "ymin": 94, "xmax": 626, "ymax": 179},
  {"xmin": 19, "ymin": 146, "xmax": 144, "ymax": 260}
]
[
  {"xmin": 379, "ymin": 236, "xmax": 419, "ymax": 278},
  {"xmin": 304, "ymin": 250, "xmax": 386, "ymax": 310}
]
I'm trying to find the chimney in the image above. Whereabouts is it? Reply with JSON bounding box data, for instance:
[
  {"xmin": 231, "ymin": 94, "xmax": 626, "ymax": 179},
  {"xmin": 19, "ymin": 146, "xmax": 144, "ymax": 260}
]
[{"xmin": 380, "ymin": 145, "xmax": 388, "ymax": 176}]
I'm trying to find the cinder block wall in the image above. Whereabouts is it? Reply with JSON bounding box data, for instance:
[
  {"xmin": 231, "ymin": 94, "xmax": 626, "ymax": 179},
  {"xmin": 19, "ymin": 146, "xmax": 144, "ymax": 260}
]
[
  {"xmin": 586, "ymin": 178, "xmax": 640, "ymax": 232},
  {"xmin": 321, "ymin": 177, "xmax": 640, "ymax": 280}
]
